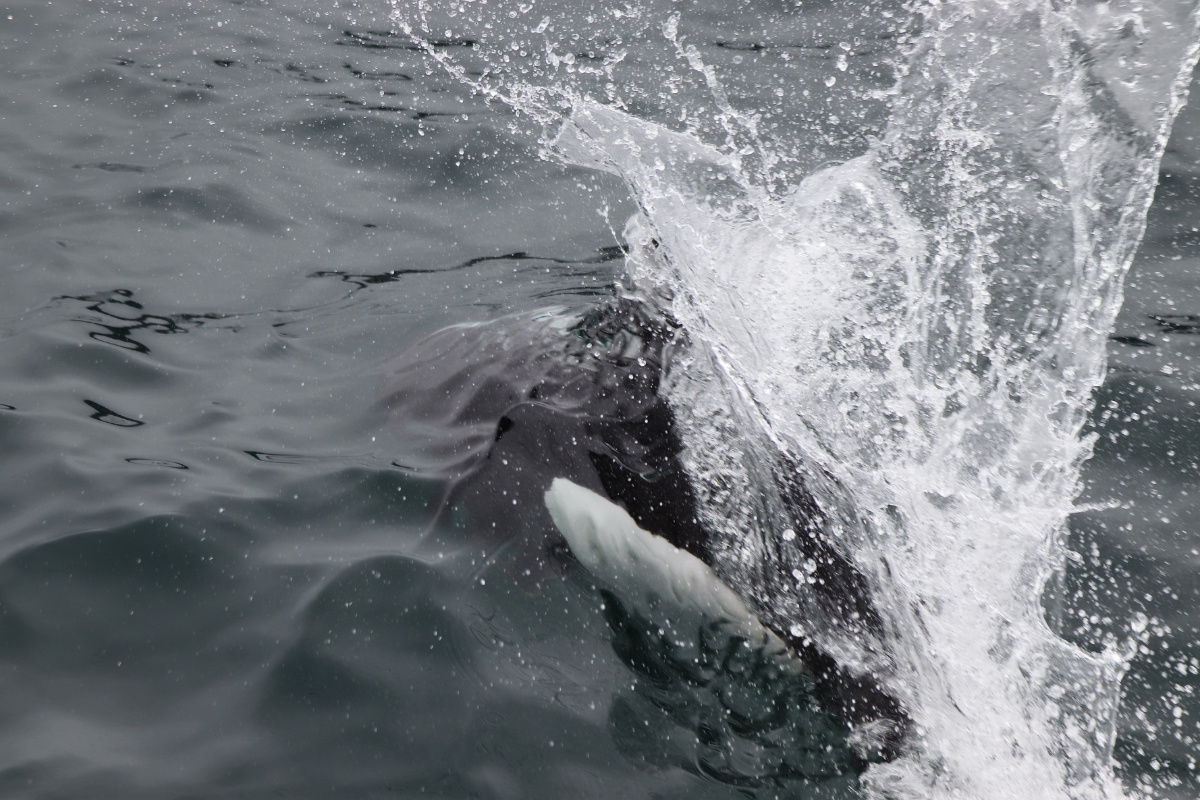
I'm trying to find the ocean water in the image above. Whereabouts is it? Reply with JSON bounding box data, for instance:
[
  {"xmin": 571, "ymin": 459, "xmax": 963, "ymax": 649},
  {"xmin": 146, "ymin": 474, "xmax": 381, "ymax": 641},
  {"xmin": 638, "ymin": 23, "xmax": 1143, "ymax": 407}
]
[{"xmin": 1, "ymin": 1, "xmax": 1200, "ymax": 798}]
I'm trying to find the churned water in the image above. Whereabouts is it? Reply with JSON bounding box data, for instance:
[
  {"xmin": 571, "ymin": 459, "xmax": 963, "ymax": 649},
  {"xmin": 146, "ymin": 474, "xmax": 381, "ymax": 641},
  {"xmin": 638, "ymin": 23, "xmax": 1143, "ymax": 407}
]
[{"xmin": 3, "ymin": 1, "xmax": 1200, "ymax": 798}]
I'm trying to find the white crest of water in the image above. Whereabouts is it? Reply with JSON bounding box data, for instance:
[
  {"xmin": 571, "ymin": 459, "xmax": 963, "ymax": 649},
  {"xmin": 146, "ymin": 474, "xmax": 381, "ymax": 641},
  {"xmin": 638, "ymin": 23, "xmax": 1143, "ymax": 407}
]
[{"xmin": 399, "ymin": 0, "xmax": 1200, "ymax": 797}]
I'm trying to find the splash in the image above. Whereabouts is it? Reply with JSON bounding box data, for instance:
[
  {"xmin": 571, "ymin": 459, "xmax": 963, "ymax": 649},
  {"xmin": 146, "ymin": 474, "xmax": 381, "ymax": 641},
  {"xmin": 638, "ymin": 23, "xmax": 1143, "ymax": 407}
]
[{"xmin": 398, "ymin": 0, "xmax": 1200, "ymax": 797}]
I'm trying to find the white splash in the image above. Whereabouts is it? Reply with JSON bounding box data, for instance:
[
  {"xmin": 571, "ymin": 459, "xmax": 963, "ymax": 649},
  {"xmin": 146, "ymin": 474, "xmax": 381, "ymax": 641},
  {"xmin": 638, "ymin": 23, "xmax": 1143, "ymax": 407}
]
[
  {"xmin": 551, "ymin": 2, "xmax": 1199, "ymax": 798},
  {"xmin": 398, "ymin": 0, "xmax": 1200, "ymax": 796}
]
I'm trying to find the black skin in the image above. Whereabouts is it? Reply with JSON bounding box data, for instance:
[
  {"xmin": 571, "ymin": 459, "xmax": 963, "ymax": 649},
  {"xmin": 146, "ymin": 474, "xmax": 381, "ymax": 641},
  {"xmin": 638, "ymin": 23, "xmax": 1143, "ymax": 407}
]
[{"xmin": 380, "ymin": 294, "xmax": 910, "ymax": 759}]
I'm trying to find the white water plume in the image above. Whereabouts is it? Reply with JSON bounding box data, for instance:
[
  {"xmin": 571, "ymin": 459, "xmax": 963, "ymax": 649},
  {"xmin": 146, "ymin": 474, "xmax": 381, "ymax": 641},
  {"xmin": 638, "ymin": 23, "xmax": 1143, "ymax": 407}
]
[{"xmin": 400, "ymin": 0, "xmax": 1200, "ymax": 797}]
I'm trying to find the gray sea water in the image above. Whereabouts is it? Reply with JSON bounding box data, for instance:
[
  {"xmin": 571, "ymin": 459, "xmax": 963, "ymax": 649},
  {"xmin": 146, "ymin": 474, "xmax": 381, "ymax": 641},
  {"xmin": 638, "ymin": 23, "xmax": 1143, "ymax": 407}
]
[{"xmin": 2, "ymin": 1, "xmax": 1200, "ymax": 798}]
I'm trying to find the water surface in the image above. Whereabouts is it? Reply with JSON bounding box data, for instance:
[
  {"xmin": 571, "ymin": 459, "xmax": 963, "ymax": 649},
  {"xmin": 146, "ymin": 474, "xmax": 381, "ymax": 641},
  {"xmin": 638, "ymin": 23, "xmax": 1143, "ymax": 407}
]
[{"xmin": 2, "ymin": 1, "xmax": 1200, "ymax": 798}]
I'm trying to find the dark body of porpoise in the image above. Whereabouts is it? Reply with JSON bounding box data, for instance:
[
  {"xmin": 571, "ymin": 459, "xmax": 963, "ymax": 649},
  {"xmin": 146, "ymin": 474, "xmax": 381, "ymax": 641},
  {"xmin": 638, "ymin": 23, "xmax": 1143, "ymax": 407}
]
[{"xmin": 378, "ymin": 289, "xmax": 910, "ymax": 777}]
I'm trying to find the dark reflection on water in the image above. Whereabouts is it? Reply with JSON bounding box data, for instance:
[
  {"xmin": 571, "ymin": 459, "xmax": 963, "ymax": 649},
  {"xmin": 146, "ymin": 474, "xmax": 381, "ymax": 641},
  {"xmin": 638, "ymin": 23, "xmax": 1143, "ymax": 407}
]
[
  {"xmin": 84, "ymin": 399, "xmax": 145, "ymax": 427},
  {"xmin": 63, "ymin": 289, "xmax": 233, "ymax": 353},
  {"xmin": 1, "ymin": 0, "xmax": 1199, "ymax": 796},
  {"xmin": 125, "ymin": 457, "xmax": 189, "ymax": 469},
  {"xmin": 312, "ymin": 245, "xmax": 626, "ymax": 286}
]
